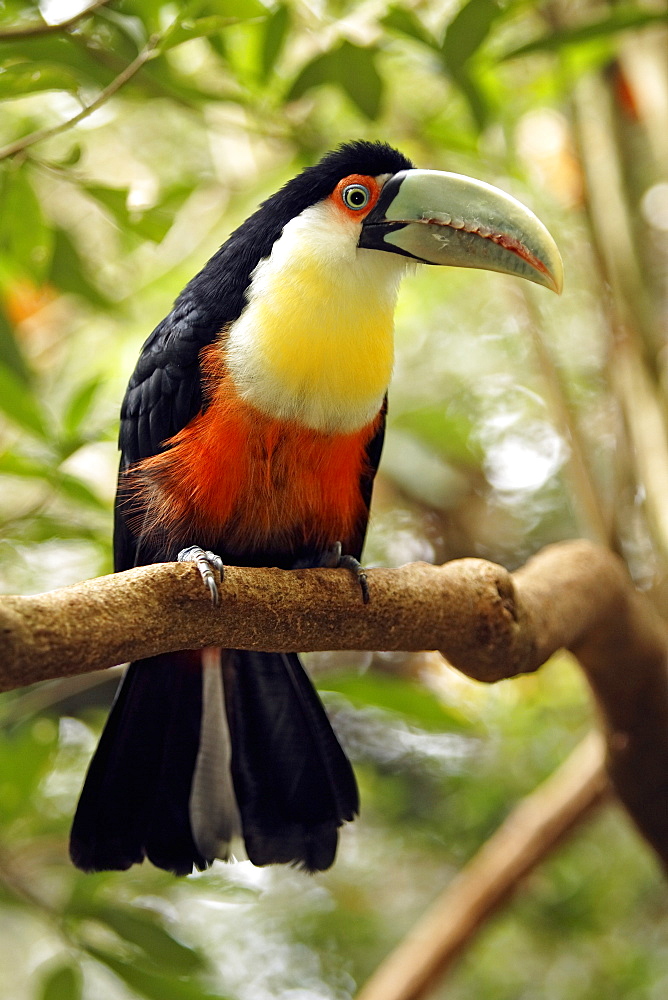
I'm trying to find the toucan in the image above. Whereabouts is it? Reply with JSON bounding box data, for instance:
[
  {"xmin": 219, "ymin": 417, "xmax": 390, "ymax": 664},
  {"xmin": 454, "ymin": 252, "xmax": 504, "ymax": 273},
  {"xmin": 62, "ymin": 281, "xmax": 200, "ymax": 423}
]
[{"xmin": 70, "ymin": 141, "xmax": 562, "ymax": 875}]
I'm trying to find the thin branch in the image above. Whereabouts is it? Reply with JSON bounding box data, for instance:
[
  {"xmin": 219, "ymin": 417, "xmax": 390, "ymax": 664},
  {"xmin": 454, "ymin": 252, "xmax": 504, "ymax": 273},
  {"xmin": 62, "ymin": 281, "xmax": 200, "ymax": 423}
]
[
  {"xmin": 356, "ymin": 732, "xmax": 610, "ymax": 1000},
  {"xmin": 516, "ymin": 285, "xmax": 613, "ymax": 547},
  {"xmin": 0, "ymin": 0, "xmax": 110, "ymax": 40},
  {"xmin": 0, "ymin": 668, "xmax": 123, "ymax": 726},
  {"xmin": 0, "ymin": 36, "xmax": 160, "ymax": 162},
  {"xmin": 610, "ymin": 332, "xmax": 668, "ymax": 562}
]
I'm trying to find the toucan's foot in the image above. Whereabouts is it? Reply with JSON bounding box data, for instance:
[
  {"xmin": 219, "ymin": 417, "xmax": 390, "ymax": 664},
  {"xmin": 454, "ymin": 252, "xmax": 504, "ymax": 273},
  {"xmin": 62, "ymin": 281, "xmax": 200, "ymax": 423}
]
[
  {"xmin": 323, "ymin": 541, "xmax": 370, "ymax": 605},
  {"xmin": 178, "ymin": 546, "xmax": 224, "ymax": 607},
  {"xmin": 339, "ymin": 554, "xmax": 370, "ymax": 605}
]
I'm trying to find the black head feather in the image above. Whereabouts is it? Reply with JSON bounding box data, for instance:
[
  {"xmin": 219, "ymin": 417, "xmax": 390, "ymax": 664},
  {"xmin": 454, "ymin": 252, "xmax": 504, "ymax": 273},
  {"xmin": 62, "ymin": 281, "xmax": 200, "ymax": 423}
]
[
  {"xmin": 254, "ymin": 140, "xmax": 414, "ymax": 223},
  {"xmin": 180, "ymin": 141, "xmax": 414, "ymax": 329}
]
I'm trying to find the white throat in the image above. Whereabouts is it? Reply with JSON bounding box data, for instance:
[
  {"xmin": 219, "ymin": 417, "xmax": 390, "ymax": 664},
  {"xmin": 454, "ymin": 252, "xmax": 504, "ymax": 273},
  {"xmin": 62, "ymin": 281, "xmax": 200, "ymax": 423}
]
[{"xmin": 224, "ymin": 201, "xmax": 408, "ymax": 434}]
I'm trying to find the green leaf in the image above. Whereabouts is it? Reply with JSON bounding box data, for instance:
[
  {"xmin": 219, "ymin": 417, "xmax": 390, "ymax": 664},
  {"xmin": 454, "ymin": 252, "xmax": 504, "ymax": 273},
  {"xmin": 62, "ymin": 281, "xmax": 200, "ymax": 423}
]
[
  {"xmin": 161, "ymin": 2, "xmax": 267, "ymax": 50},
  {"xmin": 438, "ymin": 0, "xmax": 502, "ymax": 129},
  {"xmin": 0, "ymin": 717, "xmax": 58, "ymax": 822},
  {"xmin": 130, "ymin": 188, "xmax": 191, "ymax": 242},
  {"xmin": 135, "ymin": 48, "xmax": 242, "ymax": 104},
  {"xmin": 85, "ymin": 184, "xmax": 131, "ymax": 225},
  {"xmin": 0, "ymin": 362, "xmax": 48, "ymax": 438},
  {"xmin": 84, "ymin": 185, "xmax": 184, "ymax": 243},
  {"xmin": 39, "ymin": 963, "xmax": 83, "ymax": 1000},
  {"xmin": 207, "ymin": 29, "xmax": 227, "ymax": 59},
  {"xmin": 49, "ymin": 470, "xmax": 109, "ymax": 511},
  {"xmin": 161, "ymin": 14, "xmax": 246, "ymax": 50},
  {"xmin": 130, "ymin": 208, "xmax": 174, "ymax": 243},
  {"xmin": 441, "ymin": 0, "xmax": 503, "ymax": 71},
  {"xmin": 59, "ymin": 144, "xmax": 82, "ymax": 167},
  {"xmin": 216, "ymin": 0, "xmax": 267, "ymax": 17},
  {"xmin": 0, "ymin": 169, "xmax": 53, "ymax": 281},
  {"xmin": 48, "ymin": 228, "xmax": 111, "ymax": 308},
  {"xmin": 115, "ymin": 0, "xmax": 166, "ymax": 35},
  {"xmin": 62, "ymin": 377, "xmax": 104, "ymax": 439},
  {"xmin": 0, "ymin": 36, "xmax": 117, "ymax": 90},
  {"xmin": 392, "ymin": 405, "xmax": 483, "ymax": 466},
  {"xmin": 381, "ymin": 7, "xmax": 438, "ymax": 49},
  {"xmin": 288, "ymin": 41, "xmax": 383, "ymax": 119},
  {"xmin": 322, "ymin": 673, "xmax": 475, "ymax": 733},
  {"xmin": 192, "ymin": 0, "xmax": 267, "ymax": 15},
  {"xmin": 0, "ymin": 452, "xmax": 52, "ymax": 477},
  {"xmin": 260, "ymin": 4, "xmax": 290, "ymax": 80},
  {"xmin": 0, "ymin": 453, "xmax": 108, "ymax": 510},
  {"xmin": 0, "ymin": 302, "xmax": 32, "ymax": 384},
  {"xmin": 85, "ymin": 946, "xmax": 227, "ymax": 1000},
  {"xmin": 69, "ymin": 902, "xmax": 206, "ymax": 975},
  {"xmin": 12, "ymin": 514, "xmax": 109, "ymax": 545},
  {"xmin": 0, "ymin": 2, "xmax": 44, "ymax": 33},
  {"xmin": 451, "ymin": 66, "xmax": 490, "ymax": 129},
  {"xmin": 97, "ymin": 6, "xmax": 148, "ymax": 50},
  {"xmin": 0, "ymin": 62, "xmax": 81, "ymax": 99},
  {"xmin": 502, "ymin": 7, "xmax": 668, "ymax": 60}
]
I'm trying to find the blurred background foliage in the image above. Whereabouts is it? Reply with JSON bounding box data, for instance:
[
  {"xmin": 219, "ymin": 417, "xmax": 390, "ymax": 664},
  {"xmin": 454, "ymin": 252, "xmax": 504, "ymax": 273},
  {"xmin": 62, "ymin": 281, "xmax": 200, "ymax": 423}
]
[{"xmin": 1, "ymin": 0, "xmax": 668, "ymax": 997}]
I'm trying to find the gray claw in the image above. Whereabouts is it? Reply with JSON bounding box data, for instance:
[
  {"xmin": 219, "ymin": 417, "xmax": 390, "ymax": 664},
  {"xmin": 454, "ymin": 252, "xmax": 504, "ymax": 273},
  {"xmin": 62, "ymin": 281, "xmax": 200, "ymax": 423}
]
[
  {"xmin": 206, "ymin": 576, "xmax": 219, "ymax": 606},
  {"xmin": 178, "ymin": 546, "xmax": 224, "ymax": 607},
  {"xmin": 206, "ymin": 551, "xmax": 225, "ymax": 577},
  {"xmin": 337, "ymin": 552, "xmax": 370, "ymax": 605}
]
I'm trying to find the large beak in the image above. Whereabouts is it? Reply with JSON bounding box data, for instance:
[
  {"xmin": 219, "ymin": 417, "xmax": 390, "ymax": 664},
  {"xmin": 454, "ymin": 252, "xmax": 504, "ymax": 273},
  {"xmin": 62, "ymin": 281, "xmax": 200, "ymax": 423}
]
[{"xmin": 359, "ymin": 169, "xmax": 563, "ymax": 294}]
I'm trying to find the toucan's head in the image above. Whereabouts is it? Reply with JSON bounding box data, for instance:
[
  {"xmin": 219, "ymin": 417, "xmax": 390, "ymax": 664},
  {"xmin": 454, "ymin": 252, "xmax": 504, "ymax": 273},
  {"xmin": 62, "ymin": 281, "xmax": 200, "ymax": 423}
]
[
  {"xmin": 234, "ymin": 140, "xmax": 562, "ymax": 295},
  {"xmin": 217, "ymin": 141, "xmax": 563, "ymax": 434}
]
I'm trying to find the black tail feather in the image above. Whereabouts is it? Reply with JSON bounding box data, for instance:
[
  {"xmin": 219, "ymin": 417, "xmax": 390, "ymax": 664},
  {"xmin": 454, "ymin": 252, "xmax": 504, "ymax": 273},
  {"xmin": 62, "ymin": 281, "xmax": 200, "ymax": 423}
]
[
  {"xmin": 69, "ymin": 652, "xmax": 206, "ymax": 875},
  {"xmin": 224, "ymin": 651, "xmax": 359, "ymax": 872},
  {"xmin": 70, "ymin": 649, "xmax": 358, "ymax": 875}
]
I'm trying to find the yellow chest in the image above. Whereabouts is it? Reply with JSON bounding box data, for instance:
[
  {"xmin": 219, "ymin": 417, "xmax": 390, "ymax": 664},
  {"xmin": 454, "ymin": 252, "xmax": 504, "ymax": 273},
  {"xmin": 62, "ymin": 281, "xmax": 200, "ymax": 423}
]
[{"xmin": 223, "ymin": 203, "xmax": 406, "ymax": 434}]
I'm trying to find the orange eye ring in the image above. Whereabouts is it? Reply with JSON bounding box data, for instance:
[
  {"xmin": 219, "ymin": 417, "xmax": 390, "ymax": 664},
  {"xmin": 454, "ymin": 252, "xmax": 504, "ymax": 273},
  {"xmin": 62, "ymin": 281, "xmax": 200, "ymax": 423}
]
[{"xmin": 330, "ymin": 174, "xmax": 381, "ymax": 219}]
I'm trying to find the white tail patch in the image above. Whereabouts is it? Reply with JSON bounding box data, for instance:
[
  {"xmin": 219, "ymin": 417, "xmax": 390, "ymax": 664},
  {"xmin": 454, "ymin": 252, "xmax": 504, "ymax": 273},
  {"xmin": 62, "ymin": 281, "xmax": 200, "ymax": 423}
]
[{"xmin": 189, "ymin": 648, "xmax": 243, "ymax": 861}]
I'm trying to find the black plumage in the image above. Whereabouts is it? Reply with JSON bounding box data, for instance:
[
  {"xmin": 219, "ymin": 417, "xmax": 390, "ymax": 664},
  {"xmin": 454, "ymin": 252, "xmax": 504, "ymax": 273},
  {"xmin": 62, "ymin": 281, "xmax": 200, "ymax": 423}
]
[{"xmin": 70, "ymin": 141, "xmax": 413, "ymax": 875}]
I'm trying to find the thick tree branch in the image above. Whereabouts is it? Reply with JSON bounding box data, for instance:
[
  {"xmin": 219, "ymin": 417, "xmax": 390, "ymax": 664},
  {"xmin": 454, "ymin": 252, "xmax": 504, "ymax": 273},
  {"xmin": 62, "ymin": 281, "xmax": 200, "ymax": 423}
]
[
  {"xmin": 1, "ymin": 555, "xmax": 534, "ymax": 685},
  {"xmin": 2, "ymin": 539, "xmax": 668, "ymax": 869}
]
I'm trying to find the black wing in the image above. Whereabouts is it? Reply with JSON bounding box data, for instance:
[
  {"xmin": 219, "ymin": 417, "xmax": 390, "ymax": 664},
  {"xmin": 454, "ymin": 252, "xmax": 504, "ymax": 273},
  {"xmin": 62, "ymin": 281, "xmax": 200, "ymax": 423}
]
[
  {"xmin": 120, "ymin": 292, "xmax": 232, "ymax": 471},
  {"xmin": 113, "ymin": 203, "xmax": 288, "ymax": 573},
  {"xmin": 114, "ymin": 296, "xmax": 227, "ymax": 573},
  {"xmin": 342, "ymin": 394, "xmax": 387, "ymax": 562}
]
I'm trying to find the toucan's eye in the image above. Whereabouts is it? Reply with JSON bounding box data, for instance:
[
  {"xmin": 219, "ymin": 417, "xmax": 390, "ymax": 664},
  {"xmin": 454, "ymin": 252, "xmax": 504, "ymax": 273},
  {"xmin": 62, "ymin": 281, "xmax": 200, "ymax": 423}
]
[{"xmin": 341, "ymin": 183, "xmax": 371, "ymax": 211}]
